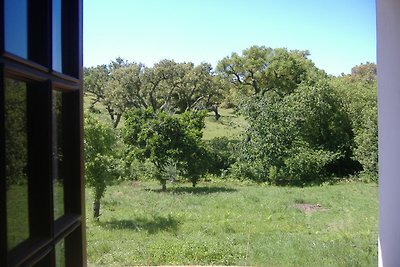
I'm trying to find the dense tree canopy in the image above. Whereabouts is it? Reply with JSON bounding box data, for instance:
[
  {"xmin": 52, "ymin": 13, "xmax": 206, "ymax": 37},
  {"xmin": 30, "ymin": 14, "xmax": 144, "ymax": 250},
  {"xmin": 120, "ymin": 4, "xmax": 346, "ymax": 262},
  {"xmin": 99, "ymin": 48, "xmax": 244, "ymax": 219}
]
[
  {"xmin": 216, "ymin": 48, "xmax": 377, "ymax": 184},
  {"xmin": 216, "ymin": 46, "xmax": 325, "ymax": 103},
  {"xmin": 83, "ymin": 46, "xmax": 378, "ymax": 187},
  {"xmin": 331, "ymin": 63, "xmax": 378, "ymax": 179},
  {"xmin": 234, "ymin": 77, "xmax": 354, "ymax": 184},
  {"xmin": 84, "ymin": 58, "xmax": 223, "ymax": 128}
]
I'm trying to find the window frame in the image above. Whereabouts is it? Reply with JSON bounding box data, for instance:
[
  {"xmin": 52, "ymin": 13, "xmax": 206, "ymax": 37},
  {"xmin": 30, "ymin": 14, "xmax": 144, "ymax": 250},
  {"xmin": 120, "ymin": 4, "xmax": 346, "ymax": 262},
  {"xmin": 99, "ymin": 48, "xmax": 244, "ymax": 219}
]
[{"xmin": 0, "ymin": 0, "xmax": 85, "ymax": 266}]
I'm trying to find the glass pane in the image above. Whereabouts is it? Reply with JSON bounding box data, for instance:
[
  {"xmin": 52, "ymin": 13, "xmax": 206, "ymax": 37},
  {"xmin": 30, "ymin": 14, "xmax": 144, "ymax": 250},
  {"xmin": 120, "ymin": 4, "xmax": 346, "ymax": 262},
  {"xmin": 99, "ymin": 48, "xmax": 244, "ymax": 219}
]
[
  {"xmin": 52, "ymin": 0, "xmax": 63, "ymax": 72},
  {"xmin": 55, "ymin": 239, "xmax": 66, "ymax": 267},
  {"xmin": 53, "ymin": 91, "xmax": 64, "ymax": 219},
  {"xmin": 4, "ymin": 0, "xmax": 28, "ymax": 58},
  {"xmin": 5, "ymin": 78, "xmax": 29, "ymax": 250}
]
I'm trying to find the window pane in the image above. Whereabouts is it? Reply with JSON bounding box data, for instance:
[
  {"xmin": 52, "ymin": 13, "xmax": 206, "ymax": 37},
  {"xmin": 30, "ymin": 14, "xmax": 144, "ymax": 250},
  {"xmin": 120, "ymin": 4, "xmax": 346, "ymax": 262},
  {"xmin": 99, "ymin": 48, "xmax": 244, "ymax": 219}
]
[
  {"xmin": 55, "ymin": 239, "xmax": 65, "ymax": 267},
  {"xmin": 53, "ymin": 91, "xmax": 64, "ymax": 219},
  {"xmin": 4, "ymin": 0, "xmax": 28, "ymax": 58},
  {"xmin": 5, "ymin": 78, "xmax": 29, "ymax": 250},
  {"xmin": 52, "ymin": 0, "xmax": 63, "ymax": 72}
]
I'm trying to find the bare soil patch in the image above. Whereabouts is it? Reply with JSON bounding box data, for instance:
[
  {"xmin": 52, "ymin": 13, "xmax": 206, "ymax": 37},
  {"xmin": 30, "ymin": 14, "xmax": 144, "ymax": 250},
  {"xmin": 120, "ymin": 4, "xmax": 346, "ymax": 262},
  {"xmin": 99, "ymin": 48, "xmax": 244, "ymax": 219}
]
[{"xmin": 294, "ymin": 203, "xmax": 327, "ymax": 214}]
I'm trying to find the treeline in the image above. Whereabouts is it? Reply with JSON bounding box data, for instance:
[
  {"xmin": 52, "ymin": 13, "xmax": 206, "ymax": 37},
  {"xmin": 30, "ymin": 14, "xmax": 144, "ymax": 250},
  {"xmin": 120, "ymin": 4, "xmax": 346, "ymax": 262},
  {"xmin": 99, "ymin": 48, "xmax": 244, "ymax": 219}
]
[
  {"xmin": 84, "ymin": 45, "xmax": 377, "ymax": 218},
  {"xmin": 84, "ymin": 58, "xmax": 223, "ymax": 128}
]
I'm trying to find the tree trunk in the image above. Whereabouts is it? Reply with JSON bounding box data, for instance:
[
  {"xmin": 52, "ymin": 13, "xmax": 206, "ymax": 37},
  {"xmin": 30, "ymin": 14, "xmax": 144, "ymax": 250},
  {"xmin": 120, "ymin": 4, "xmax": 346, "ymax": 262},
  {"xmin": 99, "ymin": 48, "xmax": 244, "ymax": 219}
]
[
  {"xmin": 210, "ymin": 104, "xmax": 221, "ymax": 120},
  {"xmin": 93, "ymin": 199, "xmax": 100, "ymax": 220},
  {"xmin": 113, "ymin": 113, "xmax": 122, "ymax": 128},
  {"xmin": 192, "ymin": 180, "xmax": 197, "ymax": 188},
  {"xmin": 161, "ymin": 179, "xmax": 167, "ymax": 192}
]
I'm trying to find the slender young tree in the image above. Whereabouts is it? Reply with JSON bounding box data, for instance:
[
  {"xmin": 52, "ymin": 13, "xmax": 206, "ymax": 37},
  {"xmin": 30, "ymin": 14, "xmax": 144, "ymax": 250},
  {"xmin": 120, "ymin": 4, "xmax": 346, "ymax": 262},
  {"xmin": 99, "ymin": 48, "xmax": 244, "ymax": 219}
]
[{"xmin": 84, "ymin": 114, "xmax": 119, "ymax": 219}]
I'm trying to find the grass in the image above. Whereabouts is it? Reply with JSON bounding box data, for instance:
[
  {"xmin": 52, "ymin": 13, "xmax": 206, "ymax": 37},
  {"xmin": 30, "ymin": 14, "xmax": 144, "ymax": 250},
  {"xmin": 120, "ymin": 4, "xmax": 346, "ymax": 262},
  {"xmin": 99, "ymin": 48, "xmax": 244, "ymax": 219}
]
[
  {"xmin": 83, "ymin": 99, "xmax": 377, "ymax": 266},
  {"xmin": 203, "ymin": 108, "xmax": 248, "ymax": 140},
  {"xmin": 86, "ymin": 180, "xmax": 378, "ymax": 266},
  {"xmin": 7, "ymin": 184, "xmax": 29, "ymax": 250},
  {"xmin": 84, "ymin": 94, "xmax": 116, "ymax": 127}
]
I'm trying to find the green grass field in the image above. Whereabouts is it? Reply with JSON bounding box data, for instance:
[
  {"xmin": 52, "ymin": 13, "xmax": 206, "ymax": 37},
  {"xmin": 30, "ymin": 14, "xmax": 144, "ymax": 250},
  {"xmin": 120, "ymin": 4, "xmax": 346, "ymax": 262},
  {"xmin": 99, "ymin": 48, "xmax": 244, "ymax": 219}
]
[
  {"xmin": 83, "ymin": 99, "xmax": 377, "ymax": 266},
  {"xmin": 86, "ymin": 180, "xmax": 378, "ymax": 266}
]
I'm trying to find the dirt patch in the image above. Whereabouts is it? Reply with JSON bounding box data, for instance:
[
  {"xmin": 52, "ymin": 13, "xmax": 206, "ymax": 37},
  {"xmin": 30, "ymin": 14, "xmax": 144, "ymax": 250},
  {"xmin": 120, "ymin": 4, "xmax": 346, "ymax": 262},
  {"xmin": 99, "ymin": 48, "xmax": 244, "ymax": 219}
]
[
  {"xmin": 111, "ymin": 191, "xmax": 124, "ymax": 197},
  {"xmin": 131, "ymin": 181, "xmax": 142, "ymax": 188},
  {"xmin": 294, "ymin": 203, "xmax": 327, "ymax": 214}
]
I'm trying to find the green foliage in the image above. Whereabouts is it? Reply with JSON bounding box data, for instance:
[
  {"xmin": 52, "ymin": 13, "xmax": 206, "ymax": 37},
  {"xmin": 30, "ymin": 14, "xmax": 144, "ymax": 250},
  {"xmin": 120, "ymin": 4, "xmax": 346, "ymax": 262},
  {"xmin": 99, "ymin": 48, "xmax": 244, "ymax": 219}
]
[
  {"xmin": 216, "ymin": 45, "xmax": 324, "ymax": 100},
  {"xmin": 4, "ymin": 79, "xmax": 27, "ymax": 187},
  {"xmin": 84, "ymin": 114, "xmax": 120, "ymax": 218},
  {"xmin": 122, "ymin": 158, "xmax": 157, "ymax": 181},
  {"xmin": 84, "ymin": 51, "xmax": 378, "ymax": 185},
  {"xmin": 84, "ymin": 58, "xmax": 224, "ymax": 129},
  {"xmin": 86, "ymin": 180, "xmax": 377, "ymax": 266},
  {"xmin": 123, "ymin": 109, "xmax": 209, "ymax": 189},
  {"xmin": 331, "ymin": 66, "xmax": 378, "ymax": 181},
  {"xmin": 350, "ymin": 62, "xmax": 377, "ymax": 84},
  {"xmin": 283, "ymin": 144, "xmax": 340, "ymax": 183},
  {"xmin": 84, "ymin": 58, "xmax": 143, "ymax": 128},
  {"xmin": 204, "ymin": 137, "xmax": 237, "ymax": 175},
  {"xmin": 234, "ymin": 78, "xmax": 353, "ymax": 184},
  {"xmin": 287, "ymin": 81, "xmax": 353, "ymax": 153}
]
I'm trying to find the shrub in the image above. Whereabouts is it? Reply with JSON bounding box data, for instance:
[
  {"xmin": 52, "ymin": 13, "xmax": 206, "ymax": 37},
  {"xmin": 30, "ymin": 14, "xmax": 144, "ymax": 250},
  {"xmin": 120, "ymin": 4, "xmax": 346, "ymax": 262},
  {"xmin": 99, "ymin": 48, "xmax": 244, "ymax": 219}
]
[
  {"xmin": 204, "ymin": 137, "xmax": 237, "ymax": 175},
  {"xmin": 123, "ymin": 109, "xmax": 209, "ymax": 190}
]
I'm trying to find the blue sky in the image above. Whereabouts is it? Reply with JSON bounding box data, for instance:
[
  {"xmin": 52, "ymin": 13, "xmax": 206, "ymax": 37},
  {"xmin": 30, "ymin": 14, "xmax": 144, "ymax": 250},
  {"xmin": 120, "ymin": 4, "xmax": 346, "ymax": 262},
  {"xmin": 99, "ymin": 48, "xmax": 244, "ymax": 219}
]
[{"xmin": 83, "ymin": 0, "xmax": 376, "ymax": 76}]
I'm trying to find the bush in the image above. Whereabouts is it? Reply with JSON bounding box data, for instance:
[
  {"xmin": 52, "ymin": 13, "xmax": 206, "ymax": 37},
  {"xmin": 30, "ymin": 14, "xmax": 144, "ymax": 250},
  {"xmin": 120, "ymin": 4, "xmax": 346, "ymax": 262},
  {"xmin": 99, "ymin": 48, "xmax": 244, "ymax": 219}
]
[
  {"xmin": 234, "ymin": 79, "xmax": 354, "ymax": 185},
  {"xmin": 283, "ymin": 144, "xmax": 339, "ymax": 183},
  {"xmin": 204, "ymin": 137, "xmax": 237, "ymax": 175},
  {"xmin": 123, "ymin": 109, "xmax": 209, "ymax": 190}
]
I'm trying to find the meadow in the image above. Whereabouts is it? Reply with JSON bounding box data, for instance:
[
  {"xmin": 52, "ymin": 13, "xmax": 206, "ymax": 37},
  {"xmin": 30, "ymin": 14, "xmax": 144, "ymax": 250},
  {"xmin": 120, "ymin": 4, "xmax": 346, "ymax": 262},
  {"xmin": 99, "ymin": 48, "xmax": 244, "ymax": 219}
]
[
  {"xmin": 86, "ymin": 180, "xmax": 378, "ymax": 266},
  {"xmin": 83, "ymin": 107, "xmax": 378, "ymax": 266}
]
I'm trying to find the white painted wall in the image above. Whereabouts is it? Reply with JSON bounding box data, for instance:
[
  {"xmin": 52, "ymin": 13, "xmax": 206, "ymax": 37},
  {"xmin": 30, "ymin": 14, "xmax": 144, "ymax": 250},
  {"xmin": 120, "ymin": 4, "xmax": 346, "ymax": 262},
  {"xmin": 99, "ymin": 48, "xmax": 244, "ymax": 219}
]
[{"xmin": 377, "ymin": 0, "xmax": 400, "ymax": 266}]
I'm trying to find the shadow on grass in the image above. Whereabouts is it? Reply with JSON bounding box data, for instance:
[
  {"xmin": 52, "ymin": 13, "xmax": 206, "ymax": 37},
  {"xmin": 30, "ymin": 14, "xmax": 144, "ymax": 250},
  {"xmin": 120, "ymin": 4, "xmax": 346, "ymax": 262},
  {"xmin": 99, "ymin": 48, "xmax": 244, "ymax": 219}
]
[
  {"xmin": 147, "ymin": 186, "xmax": 237, "ymax": 195},
  {"xmin": 99, "ymin": 215, "xmax": 179, "ymax": 234}
]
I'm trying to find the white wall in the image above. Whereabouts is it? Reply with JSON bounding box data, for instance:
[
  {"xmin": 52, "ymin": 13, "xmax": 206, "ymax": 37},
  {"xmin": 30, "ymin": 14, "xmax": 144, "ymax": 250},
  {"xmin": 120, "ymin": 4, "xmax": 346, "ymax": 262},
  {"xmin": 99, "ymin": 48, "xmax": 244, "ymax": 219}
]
[{"xmin": 377, "ymin": 0, "xmax": 400, "ymax": 266}]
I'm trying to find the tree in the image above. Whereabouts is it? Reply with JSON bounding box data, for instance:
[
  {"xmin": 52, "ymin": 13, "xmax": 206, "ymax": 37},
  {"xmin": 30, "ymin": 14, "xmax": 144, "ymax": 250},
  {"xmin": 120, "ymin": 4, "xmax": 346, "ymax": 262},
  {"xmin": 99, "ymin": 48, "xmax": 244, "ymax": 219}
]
[
  {"xmin": 84, "ymin": 58, "xmax": 143, "ymax": 128},
  {"xmin": 85, "ymin": 58, "xmax": 224, "ymax": 127},
  {"xmin": 216, "ymin": 46, "xmax": 273, "ymax": 96},
  {"xmin": 140, "ymin": 60, "xmax": 223, "ymax": 114},
  {"xmin": 216, "ymin": 46, "xmax": 322, "ymax": 101},
  {"xmin": 178, "ymin": 111, "xmax": 209, "ymax": 187},
  {"xmin": 84, "ymin": 115, "xmax": 119, "ymax": 219},
  {"xmin": 104, "ymin": 62, "xmax": 143, "ymax": 127},
  {"xmin": 350, "ymin": 62, "xmax": 377, "ymax": 84},
  {"xmin": 173, "ymin": 62, "xmax": 222, "ymax": 113},
  {"xmin": 139, "ymin": 59, "xmax": 187, "ymax": 112},
  {"xmin": 83, "ymin": 64, "xmax": 108, "ymax": 110},
  {"xmin": 331, "ymin": 63, "xmax": 378, "ymax": 180},
  {"xmin": 123, "ymin": 109, "xmax": 208, "ymax": 190}
]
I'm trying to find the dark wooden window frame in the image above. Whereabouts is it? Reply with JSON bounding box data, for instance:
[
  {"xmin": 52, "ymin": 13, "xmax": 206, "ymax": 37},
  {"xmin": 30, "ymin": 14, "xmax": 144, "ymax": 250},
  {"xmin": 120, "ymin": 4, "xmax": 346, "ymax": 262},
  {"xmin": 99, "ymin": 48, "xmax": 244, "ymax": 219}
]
[{"xmin": 0, "ymin": 0, "xmax": 86, "ymax": 266}]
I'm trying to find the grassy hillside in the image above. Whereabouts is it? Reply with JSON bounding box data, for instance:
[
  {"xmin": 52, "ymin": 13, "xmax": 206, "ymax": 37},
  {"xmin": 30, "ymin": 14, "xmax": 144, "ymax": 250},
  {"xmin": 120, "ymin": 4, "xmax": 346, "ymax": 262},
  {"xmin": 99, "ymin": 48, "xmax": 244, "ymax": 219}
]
[
  {"xmin": 84, "ymin": 94, "xmax": 115, "ymax": 127},
  {"xmin": 203, "ymin": 108, "xmax": 248, "ymax": 140},
  {"xmin": 86, "ymin": 180, "xmax": 378, "ymax": 266}
]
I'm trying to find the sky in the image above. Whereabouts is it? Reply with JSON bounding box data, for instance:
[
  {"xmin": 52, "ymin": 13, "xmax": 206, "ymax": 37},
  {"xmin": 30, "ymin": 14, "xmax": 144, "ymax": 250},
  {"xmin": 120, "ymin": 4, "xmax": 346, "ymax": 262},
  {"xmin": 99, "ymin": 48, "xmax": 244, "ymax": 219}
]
[{"xmin": 83, "ymin": 0, "xmax": 376, "ymax": 76}]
